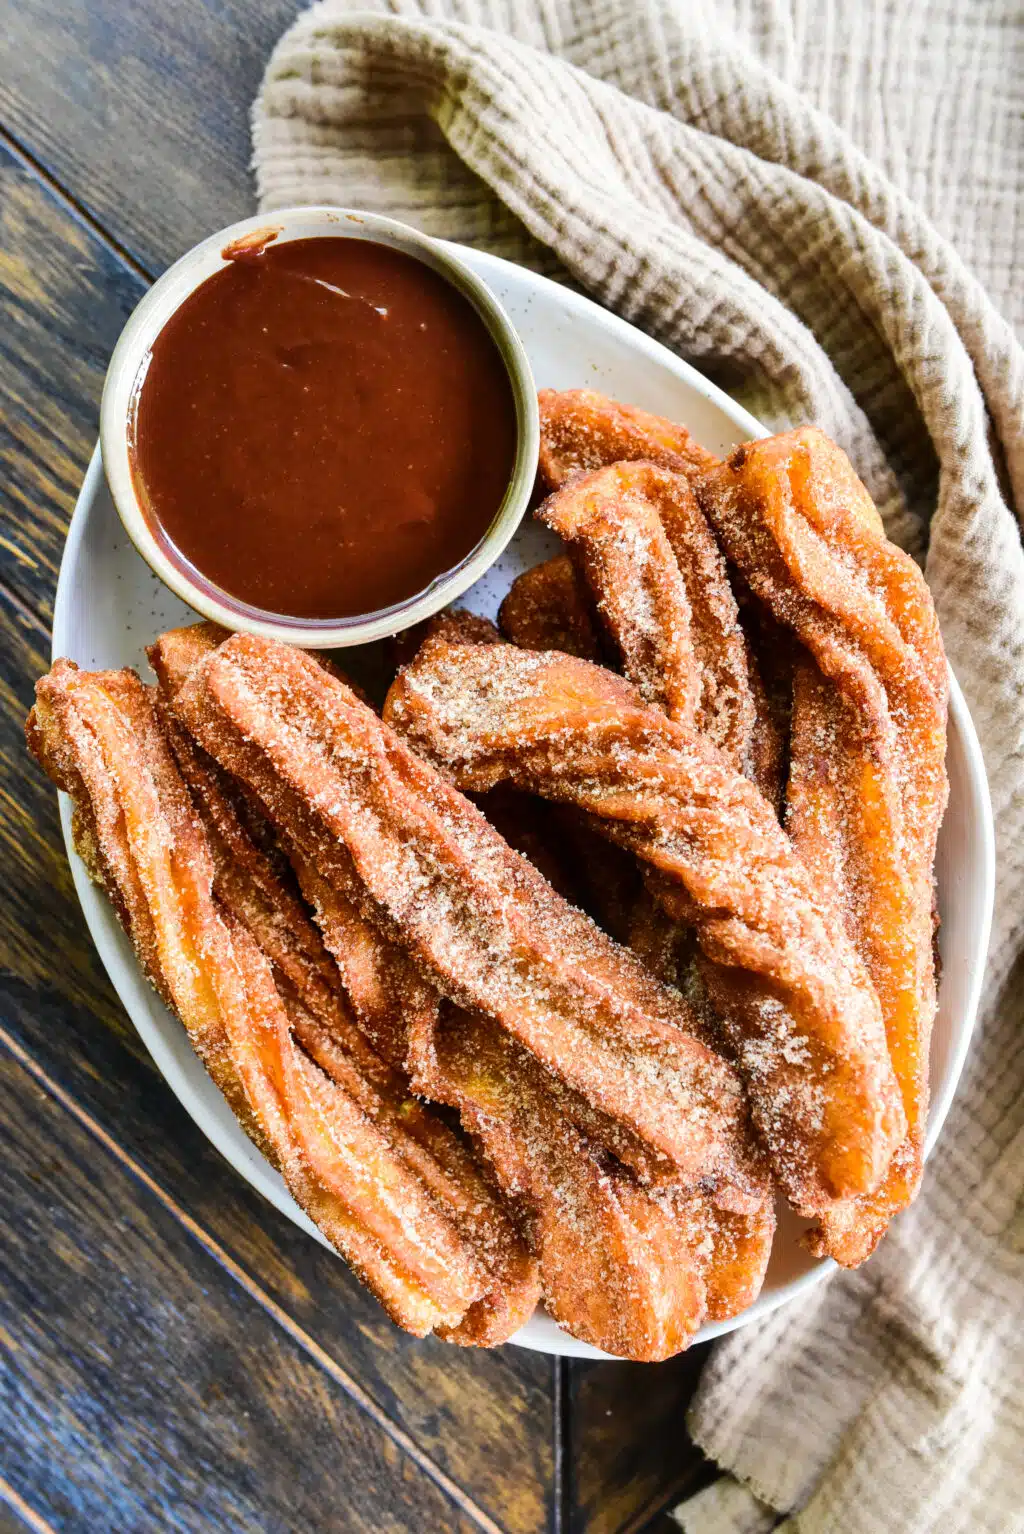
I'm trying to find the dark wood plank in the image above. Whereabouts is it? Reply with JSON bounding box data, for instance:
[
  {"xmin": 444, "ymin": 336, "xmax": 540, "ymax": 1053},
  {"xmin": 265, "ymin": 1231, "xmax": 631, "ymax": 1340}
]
[
  {"xmin": 0, "ymin": 1043, "xmax": 493, "ymax": 1534},
  {"xmin": 566, "ymin": 1354, "xmax": 713, "ymax": 1534},
  {"xmin": 0, "ymin": 0, "xmax": 303, "ymax": 277},
  {"xmin": 636, "ymin": 1516, "xmax": 687, "ymax": 1534},
  {"xmin": 0, "ymin": 1482, "xmax": 57, "ymax": 1534},
  {"xmin": 0, "ymin": 144, "xmax": 145, "ymax": 622},
  {"xmin": 0, "ymin": 577, "xmax": 554, "ymax": 1532}
]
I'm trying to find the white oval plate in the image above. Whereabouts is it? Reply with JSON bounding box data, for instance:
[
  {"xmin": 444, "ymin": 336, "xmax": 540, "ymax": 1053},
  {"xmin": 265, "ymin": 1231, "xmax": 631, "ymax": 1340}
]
[{"xmin": 52, "ymin": 244, "xmax": 994, "ymax": 1359}]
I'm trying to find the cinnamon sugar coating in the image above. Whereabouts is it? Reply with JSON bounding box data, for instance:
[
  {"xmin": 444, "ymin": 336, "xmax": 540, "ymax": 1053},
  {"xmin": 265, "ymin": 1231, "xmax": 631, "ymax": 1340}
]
[
  {"xmin": 168, "ymin": 632, "xmax": 764, "ymax": 1212},
  {"xmin": 499, "ymin": 554, "xmax": 604, "ymax": 661},
  {"xmin": 538, "ymin": 460, "xmax": 781, "ymax": 804},
  {"xmin": 387, "ymin": 637, "xmax": 906, "ymax": 1216},
  {"xmin": 699, "ymin": 429, "xmax": 948, "ymax": 1263},
  {"xmin": 541, "ymin": 463, "xmax": 703, "ymax": 725},
  {"xmin": 469, "ymin": 787, "xmax": 749, "ymax": 1196},
  {"xmin": 428, "ymin": 1005, "xmax": 773, "ymax": 1360},
  {"xmin": 538, "ymin": 388, "xmax": 720, "ymax": 489},
  {"xmin": 27, "ymin": 660, "xmax": 530, "ymax": 1340},
  {"xmin": 151, "ymin": 624, "xmax": 445, "ymax": 1085},
  {"xmin": 148, "ymin": 624, "xmax": 770, "ymax": 1349},
  {"xmin": 28, "ymin": 394, "xmax": 951, "ymax": 1342}
]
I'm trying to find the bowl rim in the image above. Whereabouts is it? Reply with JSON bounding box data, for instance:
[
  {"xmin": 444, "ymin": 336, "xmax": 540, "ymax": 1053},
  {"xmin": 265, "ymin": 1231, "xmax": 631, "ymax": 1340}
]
[{"xmin": 99, "ymin": 206, "xmax": 540, "ymax": 648}]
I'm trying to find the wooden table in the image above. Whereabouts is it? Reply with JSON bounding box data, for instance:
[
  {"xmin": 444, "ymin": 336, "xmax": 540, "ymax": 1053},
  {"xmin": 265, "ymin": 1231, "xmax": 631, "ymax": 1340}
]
[{"xmin": 0, "ymin": 6, "xmax": 713, "ymax": 1529}]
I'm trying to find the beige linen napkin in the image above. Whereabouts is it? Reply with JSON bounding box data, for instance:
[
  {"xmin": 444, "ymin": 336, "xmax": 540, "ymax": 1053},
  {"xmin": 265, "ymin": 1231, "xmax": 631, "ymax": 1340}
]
[{"xmin": 252, "ymin": 5, "xmax": 1024, "ymax": 1530}]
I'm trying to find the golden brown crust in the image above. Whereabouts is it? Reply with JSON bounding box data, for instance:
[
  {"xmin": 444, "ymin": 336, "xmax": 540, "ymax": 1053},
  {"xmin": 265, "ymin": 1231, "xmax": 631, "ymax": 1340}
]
[
  {"xmin": 171, "ymin": 632, "xmax": 766, "ymax": 1210},
  {"xmin": 465, "ymin": 788, "xmax": 756, "ymax": 1200},
  {"xmin": 498, "ymin": 555, "xmax": 604, "ymax": 661},
  {"xmin": 698, "ymin": 430, "xmax": 948, "ymax": 1263},
  {"xmin": 224, "ymin": 917, "xmax": 491, "ymax": 1334},
  {"xmin": 160, "ymin": 709, "xmax": 350, "ymax": 1032},
  {"xmin": 425, "ymin": 608, "xmax": 506, "ymax": 649},
  {"xmin": 147, "ymin": 621, "xmax": 229, "ymax": 693},
  {"xmin": 285, "ymin": 841, "xmax": 443, "ymax": 1088},
  {"xmin": 28, "ymin": 661, "xmax": 255, "ymax": 1125},
  {"xmin": 429, "ymin": 1006, "xmax": 771, "ymax": 1359},
  {"xmin": 538, "ymin": 388, "xmax": 720, "ymax": 490},
  {"xmin": 540, "ymin": 463, "xmax": 703, "ymax": 726},
  {"xmin": 290, "ymin": 1003, "xmax": 540, "ymax": 1347},
  {"xmin": 498, "ymin": 431, "xmax": 781, "ymax": 806},
  {"xmin": 387, "ymin": 637, "xmax": 906, "ymax": 1216},
  {"xmin": 539, "ymin": 462, "xmax": 781, "ymax": 800},
  {"xmin": 701, "ymin": 1197, "xmax": 777, "ymax": 1322},
  {"xmin": 29, "ymin": 409, "xmax": 949, "ymax": 1339},
  {"xmin": 28, "ymin": 656, "xmax": 537, "ymax": 1342}
]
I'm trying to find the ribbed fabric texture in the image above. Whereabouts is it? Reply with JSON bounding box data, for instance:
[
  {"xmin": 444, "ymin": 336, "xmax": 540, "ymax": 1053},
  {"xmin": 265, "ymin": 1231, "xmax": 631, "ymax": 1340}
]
[{"xmin": 252, "ymin": 6, "xmax": 1024, "ymax": 1530}]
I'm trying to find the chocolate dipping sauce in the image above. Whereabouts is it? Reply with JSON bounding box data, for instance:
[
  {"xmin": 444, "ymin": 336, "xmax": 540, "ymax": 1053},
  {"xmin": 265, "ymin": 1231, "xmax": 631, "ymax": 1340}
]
[{"xmin": 128, "ymin": 236, "xmax": 519, "ymax": 620}]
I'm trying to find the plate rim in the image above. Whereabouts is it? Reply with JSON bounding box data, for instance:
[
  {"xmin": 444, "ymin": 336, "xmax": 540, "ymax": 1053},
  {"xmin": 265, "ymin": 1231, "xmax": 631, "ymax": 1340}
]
[{"xmin": 51, "ymin": 242, "xmax": 995, "ymax": 1360}]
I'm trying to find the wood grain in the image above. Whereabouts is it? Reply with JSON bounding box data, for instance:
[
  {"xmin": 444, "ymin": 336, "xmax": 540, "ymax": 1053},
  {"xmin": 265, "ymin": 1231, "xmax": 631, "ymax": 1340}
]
[
  {"xmin": 0, "ymin": 0, "xmax": 303, "ymax": 276},
  {"xmin": 0, "ymin": 1042, "xmax": 488, "ymax": 1534},
  {"xmin": 0, "ymin": 143, "xmax": 144, "ymax": 623},
  {"xmin": 0, "ymin": 1480, "xmax": 58, "ymax": 1534},
  {"xmin": 566, "ymin": 1357, "xmax": 714, "ymax": 1533}
]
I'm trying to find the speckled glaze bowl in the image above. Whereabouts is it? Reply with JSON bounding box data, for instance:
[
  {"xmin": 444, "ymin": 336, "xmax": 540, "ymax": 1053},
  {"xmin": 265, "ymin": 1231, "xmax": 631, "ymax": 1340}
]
[{"xmin": 99, "ymin": 206, "xmax": 539, "ymax": 648}]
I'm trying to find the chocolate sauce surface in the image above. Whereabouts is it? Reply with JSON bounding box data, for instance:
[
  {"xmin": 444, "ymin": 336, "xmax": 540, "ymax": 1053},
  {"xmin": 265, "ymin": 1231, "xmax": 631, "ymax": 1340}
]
[{"xmin": 129, "ymin": 236, "xmax": 518, "ymax": 619}]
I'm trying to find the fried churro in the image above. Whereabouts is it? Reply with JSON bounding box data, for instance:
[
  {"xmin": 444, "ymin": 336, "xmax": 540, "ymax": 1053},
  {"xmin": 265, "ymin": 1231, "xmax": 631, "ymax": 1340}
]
[
  {"xmin": 27, "ymin": 661, "xmax": 255, "ymax": 1130},
  {"xmin": 169, "ymin": 631, "xmax": 765, "ymax": 1210},
  {"xmin": 150, "ymin": 624, "xmax": 444, "ymax": 1088},
  {"xmin": 498, "ymin": 554, "xmax": 603, "ymax": 661},
  {"xmin": 289, "ymin": 1001, "xmax": 540, "ymax": 1346},
  {"xmin": 534, "ymin": 393, "xmax": 785, "ymax": 806},
  {"xmin": 387, "ymin": 636, "xmax": 906, "ymax": 1216},
  {"xmin": 541, "ymin": 463, "xmax": 702, "ymax": 725},
  {"xmin": 538, "ymin": 388, "xmax": 720, "ymax": 489},
  {"xmin": 698, "ymin": 429, "xmax": 948, "ymax": 1262},
  {"xmin": 28, "ymin": 659, "xmax": 534, "ymax": 1340},
  {"xmin": 469, "ymin": 786, "xmax": 729, "ymax": 1191},
  {"xmin": 29, "ymin": 379, "xmax": 953, "ymax": 1350},
  {"xmin": 430, "ymin": 1005, "xmax": 773, "ymax": 1359},
  {"xmin": 151, "ymin": 624, "xmax": 772, "ymax": 1349},
  {"xmin": 539, "ymin": 461, "xmax": 780, "ymax": 796}
]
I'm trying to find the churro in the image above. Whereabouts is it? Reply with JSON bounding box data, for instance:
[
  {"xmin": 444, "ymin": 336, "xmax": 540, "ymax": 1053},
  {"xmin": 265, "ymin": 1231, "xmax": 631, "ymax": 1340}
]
[
  {"xmin": 29, "ymin": 385, "xmax": 953, "ymax": 1351},
  {"xmin": 28, "ymin": 660, "xmax": 530, "ymax": 1340},
  {"xmin": 499, "ymin": 554, "xmax": 603, "ymax": 661},
  {"xmin": 387, "ymin": 636, "xmax": 906, "ymax": 1216},
  {"xmin": 538, "ymin": 387, "xmax": 719, "ymax": 489},
  {"xmin": 539, "ymin": 461, "xmax": 781, "ymax": 802},
  {"xmin": 170, "ymin": 631, "xmax": 766, "ymax": 1209},
  {"xmin": 430, "ymin": 1005, "xmax": 773, "ymax": 1359},
  {"xmin": 698, "ymin": 429, "xmax": 948, "ymax": 1262}
]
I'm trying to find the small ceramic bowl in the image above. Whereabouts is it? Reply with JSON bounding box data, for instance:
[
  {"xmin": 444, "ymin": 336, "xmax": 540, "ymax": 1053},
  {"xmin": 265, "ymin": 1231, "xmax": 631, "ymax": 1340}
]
[{"xmin": 99, "ymin": 206, "xmax": 540, "ymax": 648}]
